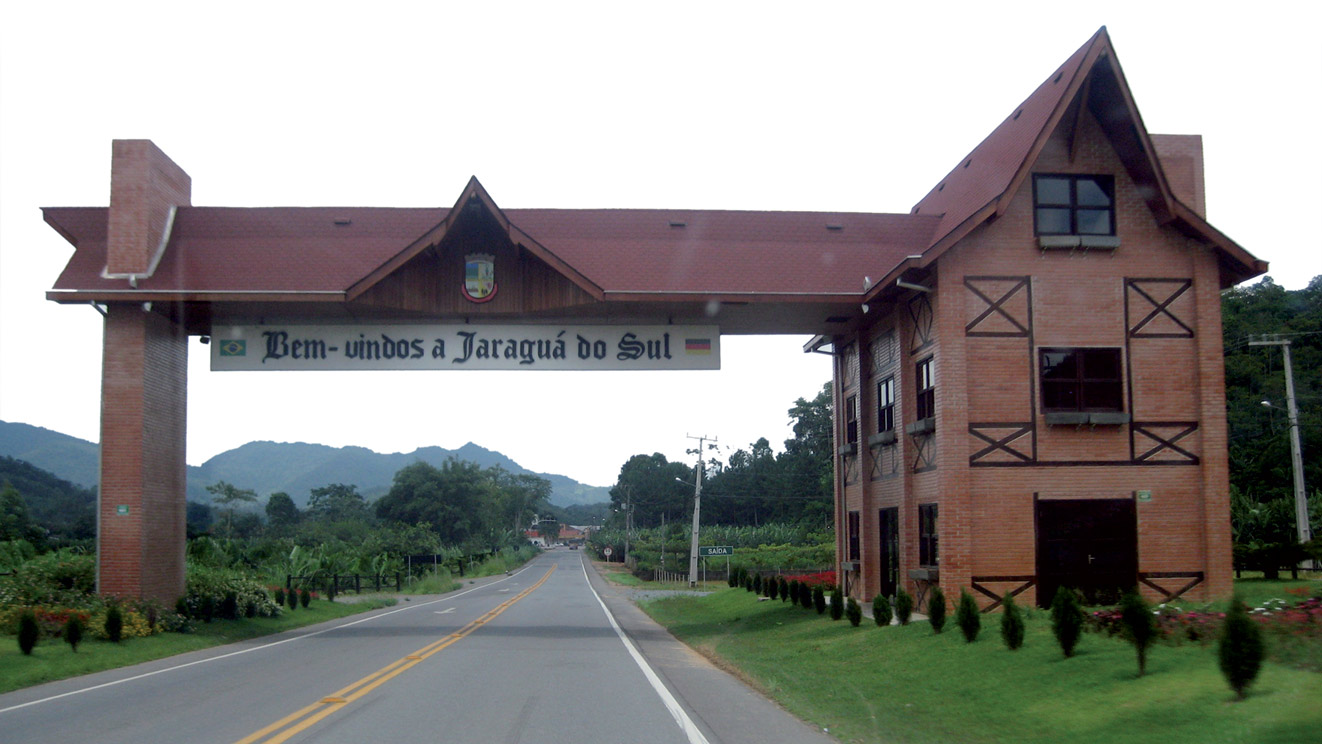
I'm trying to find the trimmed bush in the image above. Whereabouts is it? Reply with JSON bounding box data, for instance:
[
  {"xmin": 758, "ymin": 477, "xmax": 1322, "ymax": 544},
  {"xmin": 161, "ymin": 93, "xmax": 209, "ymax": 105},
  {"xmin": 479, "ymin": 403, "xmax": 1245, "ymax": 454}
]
[
  {"xmin": 895, "ymin": 589, "xmax": 914, "ymax": 625},
  {"xmin": 175, "ymin": 596, "xmax": 190, "ymax": 620},
  {"xmin": 787, "ymin": 580, "xmax": 800, "ymax": 606},
  {"xmin": 1050, "ymin": 586, "xmax": 1084, "ymax": 658},
  {"xmin": 753, "ymin": 573, "xmax": 763, "ymax": 595},
  {"xmin": 956, "ymin": 589, "xmax": 981, "ymax": 643},
  {"xmin": 104, "ymin": 605, "xmax": 124, "ymax": 643},
  {"xmin": 220, "ymin": 591, "xmax": 239, "ymax": 621},
  {"xmin": 846, "ymin": 597, "xmax": 862, "ymax": 626},
  {"xmin": 274, "ymin": 587, "xmax": 286, "ymax": 606},
  {"xmin": 300, "ymin": 588, "xmax": 311, "ymax": 608},
  {"xmin": 801, "ymin": 582, "xmax": 814, "ymax": 610},
  {"xmin": 198, "ymin": 594, "xmax": 216, "ymax": 623},
  {"xmin": 813, "ymin": 585, "xmax": 826, "ymax": 614},
  {"xmin": 767, "ymin": 576, "xmax": 779, "ymax": 600},
  {"xmin": 727, "ymin": 569, "xmax": 739, "ymax": 588},
  {"xmin": 830, "ymin": 588, "xmax": 844, "ymax": 621},
  {"xmin": 873, "ymin": 594, "xmax": 893, "ymax": 626},
  {"xmin": 928, "ymin": 587, "xmax": 947, "ymax": 633},
  {"xmin": 64, "ymin": 614, "xmax": 83, "ymax": 652},
  {"xmin": 779, "ymin": 577, "xmax": 790, "ymax": 602},
  {"xmin": 18, "ymin": 609, "xmax": 38, "ymax": 655},
  {"xmin": 1000, "ymin": 593, "xmax": 1025, "ymax": 650},
  {"xmin": 1120, "ymin": 590, "xmax": 1157, "ymax": 676},
  {"xmin": 1218, "ymin": 594, "xmax": 1265, "ymax": 699}
]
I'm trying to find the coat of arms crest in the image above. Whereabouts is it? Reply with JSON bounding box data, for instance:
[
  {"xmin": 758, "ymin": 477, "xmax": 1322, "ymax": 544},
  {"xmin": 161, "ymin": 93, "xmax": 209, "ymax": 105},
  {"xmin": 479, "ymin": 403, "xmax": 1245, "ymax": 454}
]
[{"xmin": 462, "ymin": 253, "xmax": 497, "ymax": 303}]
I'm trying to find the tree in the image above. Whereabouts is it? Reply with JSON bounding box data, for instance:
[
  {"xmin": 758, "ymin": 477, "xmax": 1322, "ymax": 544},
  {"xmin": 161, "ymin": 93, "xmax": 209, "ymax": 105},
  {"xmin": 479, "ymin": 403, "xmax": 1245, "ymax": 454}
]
[
  {"xmin": 1120, "ymin": 590, "xmax": 1157, "ymax": 676},
  {"xmin": 1000, "ymin": 593, "xmax": 1026, "ymax": 650},
  {"xmin": 536, "ymin": 518, "xmax": 561, "ymax": 544},
  {"xmin": 928, "ymin": 586, "xmax": 947, "ymax": 633},
  {"xmin": 956, "ymin": 589, "xmax": 981, "ymax": 642},
  {"xmin": 610, "ymin": 454, "xmax": 692, "ymax": 529},
  {"xmin": 307, "ymin": 483, "xmax": 369, "ymax": 524},
  {"xmin": 205, "ymin": 481, "xmax": 257, "ymax": 539},
  {"xmin": 265, "ymin": 492, "xmax": 300, "ymax": 530},
  {"xmin": 1219, "ymin": 595, "xmax": 1265, "ymax": 699},
  {"xmin": 0, "ymin": 482, "xmax": 43, "ymax": 545},
  {"xmin": 376, "ymin": 460, "xmax": 495, "ymax": 544}
]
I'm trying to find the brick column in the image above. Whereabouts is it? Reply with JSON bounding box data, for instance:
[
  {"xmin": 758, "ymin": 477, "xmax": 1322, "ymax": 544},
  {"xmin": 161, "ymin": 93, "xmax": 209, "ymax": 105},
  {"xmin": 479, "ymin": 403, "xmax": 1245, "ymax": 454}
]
[{"xmin": 99, "ymin": 304, "xmax": 189, "ymax": 601}]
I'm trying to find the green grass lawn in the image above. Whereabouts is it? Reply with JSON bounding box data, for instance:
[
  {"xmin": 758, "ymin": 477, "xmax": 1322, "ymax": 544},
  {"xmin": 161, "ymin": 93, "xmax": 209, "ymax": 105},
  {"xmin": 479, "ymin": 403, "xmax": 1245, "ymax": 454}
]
[
  {"xmin": 642, "ymin": 588, "xmax": 1321, "ymax": 744},
  {"xmin": 0, "ymin": 598, "xmax": 392, "ymax": 695}
]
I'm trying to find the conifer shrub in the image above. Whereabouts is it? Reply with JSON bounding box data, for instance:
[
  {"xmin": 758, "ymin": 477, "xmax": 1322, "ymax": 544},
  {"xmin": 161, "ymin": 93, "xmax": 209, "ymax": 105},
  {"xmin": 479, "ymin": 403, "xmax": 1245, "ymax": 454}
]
[
  {"xmin": 300, "ymin": 589, "xmax": 311, "ymax": 608},
  {"xmin": 104, "ymin": 605, "xmax": 124, "ymax": 643},
  {"xmin": 846, "ymin": 597, "xmax": 862, "ymax": 626},
  {"xmin": 175, "ymin": 596, "xmax": 190, "ymax": 620},
  {"xmin": 753, "ymin": 573, "xmax": 763, "ymax": 595},
  {"xmin": 956, "ymin": 589, "xmax": 981, "ymax": 642},
  {"xmin": 274, "ymin": 587, "xmax": 286, "ymax": 606},
  {"xmin": 728, "ymin": 570, "xmax": 738, "ymax": 588},
  {"xmin": 873, "ymin": 593, "xmax": 892, "ymax": 626},
  {"xmin": 1050, "ymin": 586, "xmax": 1084, "ymax": 658},
  {"xmin": 1218, "ymin": 594, "xmax": 1265, "ymax": 699},
  {"xmin": 767, "ymin": 576, "xmax": 779, "ymax": 600},
  {"xmin": 1120, "ymin": 590, "xmax": 1157, "ymax": 676},
  {"xmin": 1000, "ymin": 592, "xmax": 1025, "ymax": 650},
  {"xmin": 18, "ymin": 609, "xmax": 38, "ymax": 655},
  {"xmin": 830, "ymin": 588, "xmax": 844, "ymax": 621},
  {"xmin": 801, "ymin": 582, "xmax": 814, "ymax": 610},
  {"xmin": 287, "ymin": 588, "xmax": 298, "ymax": 610},
  {"xmin": 813, "ymin": 585, "xmax": 826, "ymax": 614},
  {"xmin": 895, "ymin": 588, "xmax": 914, "ymax": 625},
  {"xmin": 928, "ymin": 587, "xmax": 947, "ymax": 633},
  {"xmin": 787, "ymin": 580, "xmax": 799, "ymax": 606},
  {"xmin": 64, "ymin": 614, "xmax": 83, "ymax": 652},
  {"xmin": 245, "ymin": 600, "xmax": 258, "ymax": 618},
  {"xmin": 779, "ymin": 577, "xmax": 790, "ymax": 602},
  {"xmin": 199, "ymin": 594, "xmax": 216, "ymax": 623}
]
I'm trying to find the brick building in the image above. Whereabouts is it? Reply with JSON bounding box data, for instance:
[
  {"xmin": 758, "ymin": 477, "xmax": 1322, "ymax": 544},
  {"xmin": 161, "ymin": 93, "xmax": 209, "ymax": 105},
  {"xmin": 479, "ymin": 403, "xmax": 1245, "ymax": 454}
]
[
  {"xmin": 824, "ymin": 28, "xmax": 1264, "ymax": 609},
  {"xmin": 45, "ymin": 28, "xmax": 1262, "ymax": 602}
]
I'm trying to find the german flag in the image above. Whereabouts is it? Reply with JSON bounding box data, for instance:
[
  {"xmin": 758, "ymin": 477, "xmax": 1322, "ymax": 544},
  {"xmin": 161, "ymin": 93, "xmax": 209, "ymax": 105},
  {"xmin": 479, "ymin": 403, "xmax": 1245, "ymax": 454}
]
[{"xmin": 685, "ymin": 338, "xmax": 712, "ymax": 355}]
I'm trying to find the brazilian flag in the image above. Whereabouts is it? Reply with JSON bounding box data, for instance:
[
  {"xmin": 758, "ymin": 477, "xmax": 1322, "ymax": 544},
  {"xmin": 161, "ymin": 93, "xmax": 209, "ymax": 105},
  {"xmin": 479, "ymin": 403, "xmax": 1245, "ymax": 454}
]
[{"xmin": 218, "ymin": 339, "xmax": 246, "ymax": 357}]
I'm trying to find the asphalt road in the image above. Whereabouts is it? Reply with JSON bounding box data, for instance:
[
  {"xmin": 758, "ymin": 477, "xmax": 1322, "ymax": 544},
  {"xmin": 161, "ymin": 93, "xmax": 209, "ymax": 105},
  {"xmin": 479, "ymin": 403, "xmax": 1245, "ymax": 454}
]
[{"xmin": 0, "ymin": 550, "xmax": 835, "ymax": 744}]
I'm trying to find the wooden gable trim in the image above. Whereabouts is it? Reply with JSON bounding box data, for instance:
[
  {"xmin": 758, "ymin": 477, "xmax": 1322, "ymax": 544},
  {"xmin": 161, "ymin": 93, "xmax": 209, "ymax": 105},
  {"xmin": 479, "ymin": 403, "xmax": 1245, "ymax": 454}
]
[{"xmin": 346, "ymin": 177, "xmax": 604, "ymax": 302}]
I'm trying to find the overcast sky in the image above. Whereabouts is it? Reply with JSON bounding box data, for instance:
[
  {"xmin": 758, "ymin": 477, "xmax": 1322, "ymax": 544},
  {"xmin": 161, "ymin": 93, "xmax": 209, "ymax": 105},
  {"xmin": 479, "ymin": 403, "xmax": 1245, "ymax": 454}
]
[{"xmin": 2, "ymin": 2, "xmax": 1319, "ymax": 489}]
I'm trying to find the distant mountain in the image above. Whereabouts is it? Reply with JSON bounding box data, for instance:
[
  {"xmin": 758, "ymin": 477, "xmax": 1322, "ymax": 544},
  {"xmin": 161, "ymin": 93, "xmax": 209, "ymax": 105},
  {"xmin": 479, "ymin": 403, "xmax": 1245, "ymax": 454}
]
[{"xmin": 0, "ymin": 420, "xmax": 610, "ymax": 508}]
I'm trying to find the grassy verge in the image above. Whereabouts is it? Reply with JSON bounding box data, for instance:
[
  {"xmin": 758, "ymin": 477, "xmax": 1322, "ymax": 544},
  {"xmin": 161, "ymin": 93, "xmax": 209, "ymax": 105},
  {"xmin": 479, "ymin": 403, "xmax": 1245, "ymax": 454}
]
[
  {"xmin": 0, "ymin": 597, "xmax": 392, "ymax": 695},
  {"xmin": 641, "ymin": 588, "xmax": 1321, "ymax": 744}
]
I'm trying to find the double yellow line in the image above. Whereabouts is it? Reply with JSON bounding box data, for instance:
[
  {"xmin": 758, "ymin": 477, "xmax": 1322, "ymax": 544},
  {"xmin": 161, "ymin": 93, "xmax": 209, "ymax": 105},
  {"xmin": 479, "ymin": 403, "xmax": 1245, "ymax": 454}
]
[{"xmin": 235, "ymin": 565, "xmax": 556, "ymax": 744}]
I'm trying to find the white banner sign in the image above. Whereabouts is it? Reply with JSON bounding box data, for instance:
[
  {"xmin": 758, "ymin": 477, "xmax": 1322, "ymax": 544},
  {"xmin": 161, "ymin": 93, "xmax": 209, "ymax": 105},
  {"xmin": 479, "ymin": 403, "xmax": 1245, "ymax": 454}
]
[{"xmin": 210, "ymin": 324, "xmax": 720, "ymax": 371}]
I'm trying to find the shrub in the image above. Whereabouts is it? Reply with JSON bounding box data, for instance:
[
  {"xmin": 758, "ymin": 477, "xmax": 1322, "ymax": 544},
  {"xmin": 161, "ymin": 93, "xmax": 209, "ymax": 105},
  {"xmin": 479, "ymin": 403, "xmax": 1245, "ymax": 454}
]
[
  {"xmin": 220, "ymin": 591, "xmax": 239, "ymax": 621},
  {"xmin": 18, "ymin": 609, "xmax": 38, "ymax": 655},
  {"xmin": 245, "ymin": 600, "xmax": 258, "ymax": 618},
  {"xmin": 1120, "ymin": 590, "xmax": 1157, "ymax": 676},
  {"xmin": 753, "ymin": 573, "xmax": 763, "ymax": 595},
  {"xmin": 767, "ymin": 576, "xmax": 779, "ymax": 600},
  {"xmin": 830, "ymin": 588, "xmax": 844, "ymax": 621},
  {"xmin": 813, "ymin": 585, "xmax": 826, "ymax": 614},
  {"xmin": 846, "ymin": 597, "xmax": 862, "ymax": 626},
  {"xmin": 175, "ymin": 596, "xmax": 190, "ymax": 619},
  {"xmin": 104, "ymin": 605, "xmax": 124, "ymax": 643},
  {"xmin": 787, "ymin": 580, "xmax": 799, "ymax": 606},
  {"xmin": 274, "ymin": 587, "xmax": 286, "ymax": 606},
  {"xmin": 64, "ymin": 614, "xmax": 83, "ymax": 652},
  {"xmin": 956, "ymin": 589, "xmax": 981, "ymax": 642},
  {"xmin": 873, "ymin": 594, "xmax": 892, "ymax": 626},
  {"xmin": 198, "ymin": 594, "xmax": 216, "ymax": 623},
  {"xmin": 779, "ymin": 577, "xmax": 790, "ymax": 602},
  {"xmin": 1219, "ymin": 595, "xmax": 1265, "ymax": 699},
  {"xmin": 1000, "ymin": 593, "xmax": 1026, "ymax": 650},
  {"xmin": 300, "ymin": 589, "xmax": 311, "ymax": 608},
  {"xmin": 287, "ymin": 588, "xmax": 298, "ymax": 611},
  {"xmin": 800, "ymin": 582, "xmax": 813, "ymax": 610},
  {"xmin": 727, "ymin": 569, "xmax": 739, "ymax": 589},
  {"xmin": 896, "ymin": 589, "xmax": 914, "ymax": 625},
  {"xmin": 1050, "ymin": 586, "xmax": 1085, "ymax": 658},
  {"xmin": 928, "ymin": 587, "xmax": 947, "ymax": 633}
]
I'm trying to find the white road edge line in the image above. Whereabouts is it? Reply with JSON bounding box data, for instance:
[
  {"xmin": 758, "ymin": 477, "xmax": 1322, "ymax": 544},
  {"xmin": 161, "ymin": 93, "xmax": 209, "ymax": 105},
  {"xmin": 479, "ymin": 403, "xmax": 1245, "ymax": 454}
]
[
  {"xmin": 0, "ymin": 565, "xmax": 533, "ymax": 715},
  {"xmin": 580, "ymin": 557, "xmax": 712, "ymax": 744}
]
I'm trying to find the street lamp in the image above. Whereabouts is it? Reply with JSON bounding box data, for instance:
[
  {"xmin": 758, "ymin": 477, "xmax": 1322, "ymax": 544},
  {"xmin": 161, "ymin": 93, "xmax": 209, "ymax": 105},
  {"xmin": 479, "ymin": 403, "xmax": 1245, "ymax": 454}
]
[{"xmin": 1261, "ymin": 397, "xmax": 1311, "ymax": 546}]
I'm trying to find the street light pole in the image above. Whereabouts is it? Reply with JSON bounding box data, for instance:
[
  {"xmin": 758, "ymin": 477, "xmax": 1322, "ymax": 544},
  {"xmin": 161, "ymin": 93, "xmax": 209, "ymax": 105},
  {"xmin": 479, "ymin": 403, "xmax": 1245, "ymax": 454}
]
[
  {"xmin": 1250, "ymin": 335, "xmax": 1311, "ymax": 545},
  {"xmin": 685, "ymin": 434, "xmax": 716, "ymax": 588}
]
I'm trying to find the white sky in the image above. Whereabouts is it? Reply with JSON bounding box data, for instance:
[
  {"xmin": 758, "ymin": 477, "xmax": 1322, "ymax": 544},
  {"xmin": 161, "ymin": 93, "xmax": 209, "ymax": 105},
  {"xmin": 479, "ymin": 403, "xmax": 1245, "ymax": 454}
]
[{"xmin": 1, "ymin": 2, "xmax": 1319, "ymax": 489}]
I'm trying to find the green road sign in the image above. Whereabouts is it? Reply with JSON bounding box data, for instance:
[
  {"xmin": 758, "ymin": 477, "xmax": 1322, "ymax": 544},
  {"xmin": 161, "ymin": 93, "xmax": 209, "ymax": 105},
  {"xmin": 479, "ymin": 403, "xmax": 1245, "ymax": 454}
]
[{"xmin": 699, "ymin": 546, "xmax": 733, "ymax": 557}]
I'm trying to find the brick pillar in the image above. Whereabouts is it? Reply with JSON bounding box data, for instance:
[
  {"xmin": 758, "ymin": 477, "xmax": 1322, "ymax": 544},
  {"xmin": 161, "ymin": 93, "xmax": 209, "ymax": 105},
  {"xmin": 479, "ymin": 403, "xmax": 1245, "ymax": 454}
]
[
  {"xmin": 1194, "ymin": 252, "xmax": 1233, "ymax": 600},
  {"xmin": 98, "ymin": 139, "xmax": 191, "ymax": 601},
  {"xmin": 99, "ymin": 305, "xmax": 189, "ymax": 601}
]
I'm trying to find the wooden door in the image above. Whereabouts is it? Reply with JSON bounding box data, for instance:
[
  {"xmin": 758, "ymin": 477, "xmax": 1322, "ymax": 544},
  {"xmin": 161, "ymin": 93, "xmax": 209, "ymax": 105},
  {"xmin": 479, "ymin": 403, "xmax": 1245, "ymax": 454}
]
[{"xmin": 1036, "ymin": 498, "xmax": 1137, "ymax": 607}]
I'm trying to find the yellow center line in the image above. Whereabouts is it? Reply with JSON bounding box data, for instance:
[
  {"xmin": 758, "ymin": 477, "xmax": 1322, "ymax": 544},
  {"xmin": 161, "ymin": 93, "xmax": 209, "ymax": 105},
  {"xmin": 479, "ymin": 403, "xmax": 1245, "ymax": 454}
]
[{"xmin": 234, "ymin": 565, "xmax": 556, "ymax": 744}]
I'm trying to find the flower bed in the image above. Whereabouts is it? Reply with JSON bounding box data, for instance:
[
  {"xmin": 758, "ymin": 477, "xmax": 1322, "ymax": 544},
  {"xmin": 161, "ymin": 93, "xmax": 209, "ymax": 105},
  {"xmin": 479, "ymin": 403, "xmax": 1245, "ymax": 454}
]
[{"xmin": 783, "ymin": 570, "xmax": 837, "ymax": 592}]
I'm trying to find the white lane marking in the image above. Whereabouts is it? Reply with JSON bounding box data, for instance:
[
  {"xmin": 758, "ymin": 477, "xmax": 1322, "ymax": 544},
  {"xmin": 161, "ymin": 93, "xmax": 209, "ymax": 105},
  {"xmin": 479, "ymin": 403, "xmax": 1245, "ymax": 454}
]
[
  {"xmin": 580, "ymin": 558, "xmax": 712, "ymax": 744},
  {"xmin": 434, "ymin": 608, "xmax": 456, "ymax": 615},
  {"xmin": 0, "ymin": 564, "xmax": 539, "ymax": 715}
]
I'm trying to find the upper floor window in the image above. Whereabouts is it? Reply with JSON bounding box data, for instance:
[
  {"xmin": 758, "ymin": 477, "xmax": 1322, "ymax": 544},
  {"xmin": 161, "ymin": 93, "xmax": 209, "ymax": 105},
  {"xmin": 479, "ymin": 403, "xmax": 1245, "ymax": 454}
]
[
  {"xmin": 1033, "ymin": 174, "xmax": 1114, "ymax": 236},
  {"xmin": 876, "ymin": 377, "xmax": 895, "ymax": 433},
  {"xmin": 1040, "ymin": 347, "xmax": 1123, "ymax": 412},
  {"xmin": 915, "ymin": 357, "xmax": 935, "ymax": 421},
  {"xmin": 845, "ymin": 395, "xmax": 859, "ymax": 445}
]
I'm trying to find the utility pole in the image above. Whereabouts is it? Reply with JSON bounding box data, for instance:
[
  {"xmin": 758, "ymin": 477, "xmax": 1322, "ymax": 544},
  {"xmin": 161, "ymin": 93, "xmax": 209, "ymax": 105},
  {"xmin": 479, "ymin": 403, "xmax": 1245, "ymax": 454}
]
[
  {"xmin": 624, "ymin": 486, "xmax": 633, "ymax": 565},
  {"xmin": 1249, "ymin": 335, "xmax": 1311, "ymax": 545},
  {"xmin": 686, "ymin": 433, "xmax": 717, "ymax": 588}
]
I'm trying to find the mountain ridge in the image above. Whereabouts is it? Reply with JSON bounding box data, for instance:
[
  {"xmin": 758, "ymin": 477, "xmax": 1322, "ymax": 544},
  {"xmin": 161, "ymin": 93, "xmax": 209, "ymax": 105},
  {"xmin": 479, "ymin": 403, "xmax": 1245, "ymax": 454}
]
[{"xmin": 0, "ymin": 420, "xmax": 610, "ymax": 507}]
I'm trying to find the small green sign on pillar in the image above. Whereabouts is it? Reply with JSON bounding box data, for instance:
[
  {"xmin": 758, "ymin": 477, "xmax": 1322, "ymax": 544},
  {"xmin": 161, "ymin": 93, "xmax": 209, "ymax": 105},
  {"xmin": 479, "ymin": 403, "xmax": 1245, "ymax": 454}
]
[
  {"xmin": 116, "ymin": 505, "xmax": 130, "ymax": 515},
  {"xmin": 1136, "ymin": 490, "xmax": 1152, "ymax": 503}
]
